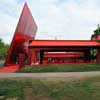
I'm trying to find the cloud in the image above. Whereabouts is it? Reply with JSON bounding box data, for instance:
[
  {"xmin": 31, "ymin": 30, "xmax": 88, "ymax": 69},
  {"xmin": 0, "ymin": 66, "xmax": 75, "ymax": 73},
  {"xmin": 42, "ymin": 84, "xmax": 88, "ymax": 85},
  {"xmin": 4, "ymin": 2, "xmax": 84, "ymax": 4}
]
[
  {"xmin": 29, "ymin": 0, "xmax": 100, "ymax": 40},
  {"xmin": 0, "ymin": 0, "xmax": 23, "ymax": 43},
  {"xmin": 0, "ymin": 0, "xmax": 100, "ymax": 43}
]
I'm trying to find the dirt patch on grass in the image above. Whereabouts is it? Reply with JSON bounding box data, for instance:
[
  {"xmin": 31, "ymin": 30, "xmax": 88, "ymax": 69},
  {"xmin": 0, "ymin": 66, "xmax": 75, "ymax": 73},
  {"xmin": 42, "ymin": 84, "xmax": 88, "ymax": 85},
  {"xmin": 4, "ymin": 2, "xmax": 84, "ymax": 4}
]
[
  {"xmin": 7, "ymin": 97, "xmax": 18, "ymax": 100},
  {"xmin": 24, "ymin": 88, "xmax": 56, "ymax": 100},
  {"xmin": 0, "ymin": 96, "xmax": 5, "ymax": 99},
  {"xmin": 24, "ymin": 88, "xmax": 34, "ymax": 100},
  {"xmin": 33, "ymin": 95, "xmax": 57, "ymax": 100}
]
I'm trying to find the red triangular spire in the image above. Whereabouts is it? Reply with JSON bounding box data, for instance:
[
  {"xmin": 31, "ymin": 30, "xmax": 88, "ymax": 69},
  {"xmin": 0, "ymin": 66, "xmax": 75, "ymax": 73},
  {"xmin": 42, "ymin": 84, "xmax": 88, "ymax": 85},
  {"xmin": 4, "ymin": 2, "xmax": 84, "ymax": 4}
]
[{"xmin": 4, "ymin": 2, "xmax": 37, "ymax": 66}]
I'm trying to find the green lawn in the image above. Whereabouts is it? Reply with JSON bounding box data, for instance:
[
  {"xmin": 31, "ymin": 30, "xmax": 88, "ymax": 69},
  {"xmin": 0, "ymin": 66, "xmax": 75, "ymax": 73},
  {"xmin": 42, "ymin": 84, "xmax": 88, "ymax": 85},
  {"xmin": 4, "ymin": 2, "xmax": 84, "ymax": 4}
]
[
  {"xmin": 0, "ymin": 80, "xmax": 24, "ymax": 100},
  {"xmin": 30, "ymin": 77, "xmax": 100, "ymax": 100},
  {"xmin": 0, "ymin": 77, "xmax": 100, "ymax": 100},
  {"xmin": 17, "ymin": 64, "xmax": 100, "ymax": 73}
]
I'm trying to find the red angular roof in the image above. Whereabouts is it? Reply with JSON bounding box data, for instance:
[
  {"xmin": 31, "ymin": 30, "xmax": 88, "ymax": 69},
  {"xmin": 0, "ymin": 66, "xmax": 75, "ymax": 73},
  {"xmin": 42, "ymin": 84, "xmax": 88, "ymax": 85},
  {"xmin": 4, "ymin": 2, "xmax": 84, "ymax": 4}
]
[{"xmin": 29, "ymin": 40, "xmax": 100, "ymax": 47}]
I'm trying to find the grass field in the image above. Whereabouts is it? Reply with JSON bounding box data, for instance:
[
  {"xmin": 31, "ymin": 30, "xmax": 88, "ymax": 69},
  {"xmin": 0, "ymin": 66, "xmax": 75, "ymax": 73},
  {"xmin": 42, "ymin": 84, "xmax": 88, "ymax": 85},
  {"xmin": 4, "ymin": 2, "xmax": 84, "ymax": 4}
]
[
  {"xmin": 17, "ymin": 64, "xmax": 100, "ymax": 73},
  {"xmin": 0, "ymin": 80, "xmax": 24, "ymax": 100},
  {"xmin": 0, "ymin": 76, "xmax": 100, "ymax": 100}
]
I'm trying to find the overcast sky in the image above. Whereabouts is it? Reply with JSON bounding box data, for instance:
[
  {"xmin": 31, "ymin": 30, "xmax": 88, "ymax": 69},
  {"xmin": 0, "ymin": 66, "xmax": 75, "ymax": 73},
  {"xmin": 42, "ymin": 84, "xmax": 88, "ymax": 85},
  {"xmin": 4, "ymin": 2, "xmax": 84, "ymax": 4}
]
[{"xmin": 0, "ymin": 0, "xmax": 100, "ymax": 44}]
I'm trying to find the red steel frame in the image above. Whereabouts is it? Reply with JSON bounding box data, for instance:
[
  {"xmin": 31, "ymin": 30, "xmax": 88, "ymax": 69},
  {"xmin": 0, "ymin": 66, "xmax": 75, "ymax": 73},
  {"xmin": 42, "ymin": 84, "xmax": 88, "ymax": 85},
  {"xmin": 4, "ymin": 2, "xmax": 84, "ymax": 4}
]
[
  {"xmin": 4, "ymin": 3, "xmax": 100, "ymax": 68},
  {"xmin": 4, "ymin": 3, "xmax": 37, "ymax": 67}
]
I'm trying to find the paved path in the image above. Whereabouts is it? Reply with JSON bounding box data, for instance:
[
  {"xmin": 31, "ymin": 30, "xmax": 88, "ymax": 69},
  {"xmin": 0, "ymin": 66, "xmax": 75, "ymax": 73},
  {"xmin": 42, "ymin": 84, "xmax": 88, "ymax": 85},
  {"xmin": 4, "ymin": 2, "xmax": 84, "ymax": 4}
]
[{"xmin": 0, "ymin": 71, "xmax": 100, "ymax": 79}]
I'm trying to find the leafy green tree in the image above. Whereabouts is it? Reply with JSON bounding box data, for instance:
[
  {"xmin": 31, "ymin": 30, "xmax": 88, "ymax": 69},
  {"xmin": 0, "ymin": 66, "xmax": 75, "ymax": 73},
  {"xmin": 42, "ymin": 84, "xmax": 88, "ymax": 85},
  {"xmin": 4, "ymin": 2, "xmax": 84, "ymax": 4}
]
[
  {"xmin": 91, "ymin": 24, "xmax": 100, "ymax": 39},
  {"xmin": 0, "ymin": 39, "xmax": 9, "ymax": 60}
]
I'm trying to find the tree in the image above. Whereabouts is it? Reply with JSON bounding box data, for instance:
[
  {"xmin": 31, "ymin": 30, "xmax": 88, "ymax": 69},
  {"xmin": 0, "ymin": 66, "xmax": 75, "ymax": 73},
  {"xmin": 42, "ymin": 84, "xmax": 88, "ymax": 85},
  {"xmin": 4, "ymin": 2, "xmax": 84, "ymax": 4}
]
[
  {"xmin": 91, "ymin": 24, "xmax": 100, "ymax": 39},
  {"xmin": 0, "ymin": 39, "xmax": 9, "ymax": 60}
]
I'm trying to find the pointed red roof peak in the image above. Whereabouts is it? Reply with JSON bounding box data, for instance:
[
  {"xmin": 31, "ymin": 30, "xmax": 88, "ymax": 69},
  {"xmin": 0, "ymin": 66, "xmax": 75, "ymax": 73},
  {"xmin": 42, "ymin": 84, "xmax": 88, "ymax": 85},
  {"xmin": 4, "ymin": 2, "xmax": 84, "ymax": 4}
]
[
  {"xmin": 24, "ymin": 2, "xmax": 28, "ymax": 7},
  {"xmin": 23, "ymin": 2, "xmax": 29, "ymax": 10}
]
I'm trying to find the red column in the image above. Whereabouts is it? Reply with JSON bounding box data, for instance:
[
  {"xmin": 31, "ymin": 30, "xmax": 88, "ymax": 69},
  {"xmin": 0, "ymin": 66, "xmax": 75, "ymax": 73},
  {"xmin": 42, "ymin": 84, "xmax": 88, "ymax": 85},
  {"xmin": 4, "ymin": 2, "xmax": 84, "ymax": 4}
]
[
  {"xmin": 28, "ymin": 48, "xmax": 36, "ymax": 65},
  {"xmin": 28, "ymin": 48, "xmax": 31, "ymax": 65},
  {"xmin": 18, "ymin": 53, "xmax": 25, "ymax": 68},
  {"xmin": 97, "ymin": 48, "xmax": 100, "ymax": 64},
  {"xmin": 28, "ymin": 48, "xmax": 41, "ymax": 65},
  {"xmin": 43, "ymin": 58, "xmax": 48, "ymax": 64},
  {"xmin": 35, "ymin": 50, "xmax": 40, "ymax": 64}
]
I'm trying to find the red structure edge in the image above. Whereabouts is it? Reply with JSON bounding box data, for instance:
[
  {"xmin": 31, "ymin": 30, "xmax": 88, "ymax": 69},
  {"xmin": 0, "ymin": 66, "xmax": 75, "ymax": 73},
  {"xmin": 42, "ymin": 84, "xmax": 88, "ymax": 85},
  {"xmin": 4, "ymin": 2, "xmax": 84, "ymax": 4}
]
[{"xmin": 3, "ymin": 3, "xmax": 100, "ymax": 69}]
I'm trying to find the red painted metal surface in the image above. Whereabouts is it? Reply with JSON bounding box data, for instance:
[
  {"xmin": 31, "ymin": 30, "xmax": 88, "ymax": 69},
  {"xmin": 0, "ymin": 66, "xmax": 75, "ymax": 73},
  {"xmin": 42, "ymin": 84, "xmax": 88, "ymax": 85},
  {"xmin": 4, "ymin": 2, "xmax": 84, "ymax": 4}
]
[
  {"xmin": 43, "ymin": 52, "xmax": 85, "ymax": 64},
  {"xmin": 4, "ymin": 3, "xmax": 37, "ymax": 66},
  {"xmin": 44, "ymin": 52, "xmax": 84, "ymax": 58},
  {"xmin": 29, "ymin": 40, "xmax": 100, "ymax": 47},
  {"xmin": 0, "ymin": 65, "xmax": 19, "ymax": 73},
  {"xmin": 2, "ymin": 2, "xmax": 100, "ymax": 70}
]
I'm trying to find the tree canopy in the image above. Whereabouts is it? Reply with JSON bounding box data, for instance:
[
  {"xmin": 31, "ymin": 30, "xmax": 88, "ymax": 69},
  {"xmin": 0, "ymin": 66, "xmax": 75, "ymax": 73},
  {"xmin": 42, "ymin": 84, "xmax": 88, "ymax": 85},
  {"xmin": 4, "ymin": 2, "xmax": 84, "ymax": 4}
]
[
  {"xmin": 0, "ymin": 39, "xmax": 9, "ymax": 60},
  {"xmin": 91, "ymin": 24, "xmax": 100, "ymax": 39}
]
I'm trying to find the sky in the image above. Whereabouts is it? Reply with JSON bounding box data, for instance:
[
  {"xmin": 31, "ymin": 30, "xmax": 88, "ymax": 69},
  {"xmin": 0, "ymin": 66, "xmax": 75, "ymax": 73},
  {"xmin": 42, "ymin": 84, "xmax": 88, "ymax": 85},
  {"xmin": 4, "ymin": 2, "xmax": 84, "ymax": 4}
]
[{"xmin": 0, "ymin": 0, "xmax": 100, "ymax": 44}]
